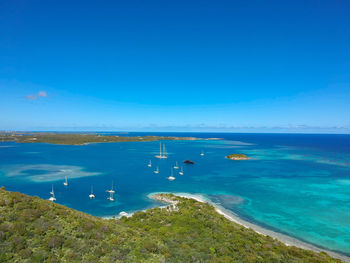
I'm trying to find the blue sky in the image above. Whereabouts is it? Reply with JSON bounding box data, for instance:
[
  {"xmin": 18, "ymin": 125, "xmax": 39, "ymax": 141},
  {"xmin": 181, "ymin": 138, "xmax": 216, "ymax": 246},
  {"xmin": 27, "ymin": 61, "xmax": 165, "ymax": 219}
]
[{"xmin": 0, "ymin": 0, "xmax": 349, "ymax": 133}]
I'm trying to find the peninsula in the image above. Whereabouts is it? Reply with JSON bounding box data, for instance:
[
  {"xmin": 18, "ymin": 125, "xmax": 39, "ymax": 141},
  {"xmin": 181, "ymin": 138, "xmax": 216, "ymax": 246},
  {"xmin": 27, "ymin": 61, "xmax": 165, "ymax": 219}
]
[
  {"xmin": 0, "ymin": 187, "xmax": 344, "ymax": 262},
  {"xmin": 0, "ymin": 132, "xmax": 202, "ymax": 145},
  {"xmin": 226, "ymin": 153, "xmax": 249, "ymax": 160}
]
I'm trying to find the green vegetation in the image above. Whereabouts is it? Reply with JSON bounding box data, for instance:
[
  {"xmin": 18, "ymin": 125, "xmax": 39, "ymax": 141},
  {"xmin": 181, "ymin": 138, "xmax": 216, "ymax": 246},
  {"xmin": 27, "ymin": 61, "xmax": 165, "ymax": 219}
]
[
  {"xmin": 0, "ymin": 132, "xmax": 199, "ymax": 145},
  {"xmin": 226, "ymin": 153, "xmax": 249, "ymax": 160},
  {"xmin": 0, "ymin": 188, "xmax": 342, "ymax": 262}
]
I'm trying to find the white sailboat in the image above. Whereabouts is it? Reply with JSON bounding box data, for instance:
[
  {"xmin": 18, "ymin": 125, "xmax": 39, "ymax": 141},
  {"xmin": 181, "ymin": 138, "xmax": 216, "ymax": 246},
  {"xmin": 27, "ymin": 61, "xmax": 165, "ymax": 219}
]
[
  {"xmin": 147, "ymin": 160, "xmax": 152, "ymax": 167},
  {"xmin": 179, "ymin": 166, "xmax": 184, "ymax": 175},
  {"xmin": 200, "ymin": 151, "xmax": 205, "ymax": 156},
  {"xmin": 155, "ymin": 142, "xmax": 168, "ymax": 159},
  {"xmin": 63, "ymin": 176, "xmax": 68, "ymax": 186},
  {"xmin": 167, "ymin": 168, "xmax": 176, "ymax": 181},
  {"xmin": 49, "ymin": 185, "xmax": 56, "ymax": 202},
  {"xmin": 107, "ymin": 192, "xmax": 115, "ymax": 202},
  {"xmin": 154, "ymin": 166, "xmax": 159, "ymax": 174},
  {"xmin": 89, "ymin": 185, "xmax": 95, "ymax": 199},
  {"xmin": 163, "ymin": 144, "xmax": 167, "ymax": 158},
  {"xmin": 173, "ymin": 161, "xmax": 179, "ymax": 169},
  {"xmin": 107, "ymin": 181, "xmax": 115, "ymax": 201},
  {"xmin": 106, "ymin": 181, "xmax": 115, "ymax": 194}
]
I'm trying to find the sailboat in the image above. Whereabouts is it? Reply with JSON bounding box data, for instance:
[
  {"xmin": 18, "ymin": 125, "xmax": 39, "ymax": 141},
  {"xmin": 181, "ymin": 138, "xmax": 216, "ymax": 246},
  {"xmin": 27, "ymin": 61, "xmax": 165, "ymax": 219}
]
[
  {"xmin": 167, "ymin": 168, "xmax": 176, "ymax": 181},
  {"xmin": 163, "ymin": 144, "xmax": 167, "ymax": 158},
  {"xmin": 106, "ymin": 181, "xmax": 115, "ymax": 201},
  {"xmin": 154, "ymin": 166, "xmax": 159, "ymax": 174},
  {"xmin": 107, "ymin": 192, "xmax": 115, "ymax": 202},
  {"xmin": 147, "ymin": 160, "xmax": 152, "ymax": 167},
  {"xmin": 49, "ymin": 185, "xmax": 56, "ymax": 202},
  {"xmin": 179, "ymin": 166, "xmax": 184, "ymax": 175},
  {"xmin": 63, "ymin": 176, "xmax": 68, "ymax": 186},
  {"xmin": 155, "ymin": 142, "xmax": 168, "ymax": 159},
  {"xmin": 89, "ymin": 185, "xmax": 95, "ymax": 199},
  {"xmin": 200, "ymin": 151, "xmax": 205, "ymax": 156},
  {"xmin": 106, "ymin": 181, "xmax": 115, "ymax": 194},
  {"xmin": 173, "ymin": 161, "xmax": 179, "ymax": 169}
]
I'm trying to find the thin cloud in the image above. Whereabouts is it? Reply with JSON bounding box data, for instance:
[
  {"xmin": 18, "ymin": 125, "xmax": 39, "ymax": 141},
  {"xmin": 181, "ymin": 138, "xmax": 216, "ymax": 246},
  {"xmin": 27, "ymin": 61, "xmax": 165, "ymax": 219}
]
[
  {"xmin": 26, "ymin": 91, "xmax": 48, "ymax": 100},
  {"xmin": 38, "ymin": 91, "xmax": 47, "ymax": 97},
  {"xmin": 25, "ymin": 95, "xmax": 38, "ymax": 100}
]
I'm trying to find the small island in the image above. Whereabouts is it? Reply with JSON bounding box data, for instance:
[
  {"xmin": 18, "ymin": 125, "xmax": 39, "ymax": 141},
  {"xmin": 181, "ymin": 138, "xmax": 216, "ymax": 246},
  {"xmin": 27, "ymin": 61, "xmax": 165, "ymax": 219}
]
[{"xmin": 226, "ymin": 154, "xmax": 249, "ymax": 160}]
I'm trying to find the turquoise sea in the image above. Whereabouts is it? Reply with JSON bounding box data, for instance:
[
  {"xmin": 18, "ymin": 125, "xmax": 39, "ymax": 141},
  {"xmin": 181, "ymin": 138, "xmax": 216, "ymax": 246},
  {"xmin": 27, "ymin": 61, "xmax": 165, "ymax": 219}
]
[{"xmin": 1, "ymin": 133, "xmax": 350, "ymax": 256}]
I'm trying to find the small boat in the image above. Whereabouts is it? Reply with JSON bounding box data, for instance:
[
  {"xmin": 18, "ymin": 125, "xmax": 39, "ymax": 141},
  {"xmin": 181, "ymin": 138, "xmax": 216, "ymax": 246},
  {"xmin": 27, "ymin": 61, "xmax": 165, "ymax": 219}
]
[
  {"xmin": 154, "ymin": 166, "xmax": 159, "ymax": 174},
  {"xmin": 107, "ymin": 192, "xmax": 115, "ymax": 202},
  {"xmin": 49, "ymin": 185, "xmax": 56, "ymax": 202},
  {"xmin": 179, "ymin": 166, "xmax": 184, "ymax": 175},
  {"xmin": 106, "ymin": 181, "xmax": 115, "ymax": 194},
  {"xmin": 147, "ymin": 160, "xmax": 152, "ymax": 167},
  {"xmin": 89, "ymin": 185, "xmax": 95, "ymax": 199},
  {"xmin": 63, "ymin": 176, "xmax": 68, "ymax": 186},
  {"xmin": 200, "ymin": 151, "xmax": 204, "ymax": 156},
  {"xmin": 183, "ymin": 160, "xmax": 194, "ymax": 164},
  {"xmin": 107, "ymin": 181, "xmax": 115, "ymax": 201},
  {"xmin": 173, "ymin": 161, "xmax": 179, "ymax": 169},
  {"xmin": 167, "ymin": 169, "xmax": 176, "ymax": 181}
]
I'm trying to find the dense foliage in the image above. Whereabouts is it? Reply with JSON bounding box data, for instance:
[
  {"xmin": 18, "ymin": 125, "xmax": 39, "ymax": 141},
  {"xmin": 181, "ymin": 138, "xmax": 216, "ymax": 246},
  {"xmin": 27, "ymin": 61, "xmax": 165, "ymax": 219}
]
[
  {"xmin": 0, "ymin": 133, "xmax": 199, "ymax": 145},
  {"xmin": 0, "ymin": 188, "xmax": 342, "ymax": 262}
]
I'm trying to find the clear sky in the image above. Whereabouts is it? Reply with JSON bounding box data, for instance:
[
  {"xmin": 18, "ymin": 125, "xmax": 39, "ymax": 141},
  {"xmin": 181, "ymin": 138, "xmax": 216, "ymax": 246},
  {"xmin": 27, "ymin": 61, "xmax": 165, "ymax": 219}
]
[{"xmin": 1, "ymin": 0, "xmax": 349, "ymax": 133}]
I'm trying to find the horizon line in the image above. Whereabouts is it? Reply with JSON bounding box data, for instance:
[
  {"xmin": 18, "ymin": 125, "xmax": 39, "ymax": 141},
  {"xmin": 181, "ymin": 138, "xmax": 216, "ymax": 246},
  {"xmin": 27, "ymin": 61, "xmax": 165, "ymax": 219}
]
[{"xmin": 1, "ymin": 130, "xmax": 350, "ymax": 135}]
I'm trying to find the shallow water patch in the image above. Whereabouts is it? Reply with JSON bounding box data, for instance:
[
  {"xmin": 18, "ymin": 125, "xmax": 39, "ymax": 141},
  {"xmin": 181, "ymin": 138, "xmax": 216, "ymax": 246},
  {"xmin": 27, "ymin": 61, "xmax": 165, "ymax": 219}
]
[{"xmin": 1, "ymin": 164, "xmax": 100, "ymax": 182}]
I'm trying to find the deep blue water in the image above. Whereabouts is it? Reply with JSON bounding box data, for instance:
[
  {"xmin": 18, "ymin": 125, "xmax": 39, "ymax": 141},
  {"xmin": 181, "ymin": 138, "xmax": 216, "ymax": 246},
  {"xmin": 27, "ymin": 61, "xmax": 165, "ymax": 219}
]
[{"xmin": 1, "ymin": 133, "xmax": 350, "ymax": 255}]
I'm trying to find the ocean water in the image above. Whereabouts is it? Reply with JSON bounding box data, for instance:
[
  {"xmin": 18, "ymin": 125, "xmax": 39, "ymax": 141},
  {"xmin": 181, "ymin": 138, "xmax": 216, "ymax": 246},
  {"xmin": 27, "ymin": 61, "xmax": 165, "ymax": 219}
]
[{"xmin": 0, "ymin": 133, "xmax": 350, "ymax": 256}]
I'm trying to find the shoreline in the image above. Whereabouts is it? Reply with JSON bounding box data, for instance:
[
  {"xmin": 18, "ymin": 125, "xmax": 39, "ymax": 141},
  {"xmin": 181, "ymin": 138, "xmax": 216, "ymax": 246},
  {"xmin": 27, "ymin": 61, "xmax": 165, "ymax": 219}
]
[
  {"xmin": 0, "ymin": 133, "xmax": 221, "ymax": 145},
  {"xmin": 148, "ymin": 192, "xmax": 350, "ymax": 262}
]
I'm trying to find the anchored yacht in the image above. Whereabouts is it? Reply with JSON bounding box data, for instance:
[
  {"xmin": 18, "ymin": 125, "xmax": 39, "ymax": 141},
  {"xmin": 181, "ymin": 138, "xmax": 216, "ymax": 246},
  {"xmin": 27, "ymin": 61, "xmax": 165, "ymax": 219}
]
[
  {"xmin": 179, "ymin": 166, "xmax": 184, "ymax": 175},
  {"xmin": 49, "ymin": 185, "xmax": 56, "ymax": 202},
  {"xmin": 63, "ymin": 176, "xmax": 68, "ymax": 186},
  {"xmin": 155, "ymin": 142, "xmax": 168, "ymax": 159},
  {"xmin": 89, "ymin": 186, "xmax": 95, "ymax": 199},
  {"xmin": 167, "ymin": 169, "xmax": 176, "ymax": 181}
]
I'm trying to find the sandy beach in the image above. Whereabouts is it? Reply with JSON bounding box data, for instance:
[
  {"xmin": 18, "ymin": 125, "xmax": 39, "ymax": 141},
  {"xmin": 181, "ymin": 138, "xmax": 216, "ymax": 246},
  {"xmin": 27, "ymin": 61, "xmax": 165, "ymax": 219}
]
[{"xmin": 149, "ymin": 192, "xmax": 350, "ymax": 262}]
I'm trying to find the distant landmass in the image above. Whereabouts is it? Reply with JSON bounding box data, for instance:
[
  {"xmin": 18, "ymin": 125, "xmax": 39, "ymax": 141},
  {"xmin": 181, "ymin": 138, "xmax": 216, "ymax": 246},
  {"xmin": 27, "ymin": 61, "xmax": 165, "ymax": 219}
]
[
  {"xmin": 0, "ymin": 188, "xmax": 343, "ymax": 262},
  {"xmin": 0, "ymin": 132, "xmax": 205, "ymax": 145}
]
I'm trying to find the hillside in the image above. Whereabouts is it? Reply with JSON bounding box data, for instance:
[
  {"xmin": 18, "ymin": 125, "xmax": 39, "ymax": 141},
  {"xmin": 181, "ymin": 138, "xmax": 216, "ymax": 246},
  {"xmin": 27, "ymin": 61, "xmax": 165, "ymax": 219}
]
[{"xmin": 0, "ymin": 187, "xmax": 342, "ymax": 262}]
